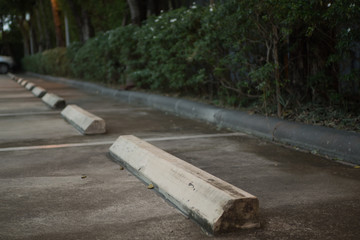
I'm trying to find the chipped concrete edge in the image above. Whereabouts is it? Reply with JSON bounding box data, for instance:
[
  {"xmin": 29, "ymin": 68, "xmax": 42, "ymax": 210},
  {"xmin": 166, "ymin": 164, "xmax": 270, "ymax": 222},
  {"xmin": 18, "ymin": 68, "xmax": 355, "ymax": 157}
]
[{"xmin": 26, "ymin": 72, "xmax": 360, "ymax": 165}]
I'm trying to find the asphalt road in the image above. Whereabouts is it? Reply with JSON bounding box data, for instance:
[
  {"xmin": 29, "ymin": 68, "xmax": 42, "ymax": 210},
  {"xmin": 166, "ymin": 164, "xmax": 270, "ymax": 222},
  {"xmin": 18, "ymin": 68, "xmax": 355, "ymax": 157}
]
[{"xmin": 1, "ymin": 74, "xmax": 360, "ymax": 240}]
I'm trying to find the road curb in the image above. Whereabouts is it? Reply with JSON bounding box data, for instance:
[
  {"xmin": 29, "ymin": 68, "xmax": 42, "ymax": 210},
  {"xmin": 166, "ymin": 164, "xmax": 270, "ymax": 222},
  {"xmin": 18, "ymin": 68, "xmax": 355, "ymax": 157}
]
[
  {"xmin": 109, "ymin": 135, "xmax": 260, "ymax": 234},
  {"xmin": 27, "ymin": 73, "xmax": 360, "ymax": 165},
  {"xmin": 61, "ymin": 104, "xmax": 106, "ymax": 134}
]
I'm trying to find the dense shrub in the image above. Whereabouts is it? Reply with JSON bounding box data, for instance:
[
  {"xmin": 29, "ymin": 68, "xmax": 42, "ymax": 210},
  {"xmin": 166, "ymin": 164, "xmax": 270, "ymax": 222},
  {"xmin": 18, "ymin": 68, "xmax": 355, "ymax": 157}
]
[
  {"xmin": 22, "ymin": 0, "xmax": 360, "ymax": 116},
  {"xmin": 131, "ymin": 6, "xmax": 207, "ymax": 93},
  {"xmin": 22, "ymin": 47, "xmax": 70, "ymax": 76}
]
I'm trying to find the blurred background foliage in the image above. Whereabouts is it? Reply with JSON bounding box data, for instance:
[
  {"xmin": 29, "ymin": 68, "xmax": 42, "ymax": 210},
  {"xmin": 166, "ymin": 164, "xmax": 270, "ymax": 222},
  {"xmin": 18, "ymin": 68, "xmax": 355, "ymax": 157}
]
[{"xmin": 2, "ymin": 0, "xmax": 360, "ymax": 127}]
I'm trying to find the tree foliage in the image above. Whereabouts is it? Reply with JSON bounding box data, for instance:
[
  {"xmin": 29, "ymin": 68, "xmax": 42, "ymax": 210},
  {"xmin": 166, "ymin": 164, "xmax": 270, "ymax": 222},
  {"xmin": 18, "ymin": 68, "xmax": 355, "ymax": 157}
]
[{"xmin": 22, "ymin": 0, "xmax": 360, "ymax": 118}]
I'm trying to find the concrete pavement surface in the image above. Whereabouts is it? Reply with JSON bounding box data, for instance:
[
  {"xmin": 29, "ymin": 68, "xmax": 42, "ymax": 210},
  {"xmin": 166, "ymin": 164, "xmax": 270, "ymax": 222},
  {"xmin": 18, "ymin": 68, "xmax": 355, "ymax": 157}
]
[
  {"xmin": 27, "ymin": 72, "xmax": 360, "ymax": 165},
  {"xmin": 1, "ymin": 74, "xmax": 360, "ymax": 239}
]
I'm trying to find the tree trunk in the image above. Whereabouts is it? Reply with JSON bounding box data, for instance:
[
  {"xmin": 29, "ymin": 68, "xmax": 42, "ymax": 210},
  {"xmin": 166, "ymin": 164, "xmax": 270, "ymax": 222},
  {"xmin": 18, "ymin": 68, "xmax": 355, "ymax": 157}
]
[
  {"xmin": 29, "ymin": 25, "xmax": 34, "ymax": 55},
  {"xmin": 66, "ymin": 0, "xmax": 94, "ymax": 42},
  {"xmin": 146, "ymin": 0, "xmax": 158, "ymax": 17},
  {"xmin": 1, "ymin": 17, "xmax": 13, "ymax": 56},
  {"xmin": 18, "ymin": 18, "xmax": 30, "ymax": 56},
  {"xmin": 122, "ymin": 11, "xmax": 129, "ymax": 26},
  {"xmin": 64, "ymin": 13, "xmax": 70, "ymax": 46},
  {"xmin": 272, "ymin": 25, "xmax": 282, "ymax": 118},
  {"xmin": 81, "ymin": 9, "xmax": 94, "ymax": 41},
  {"xmin": 127, "ymin": 0, "xmax": 141, "ymax": 26},
  {"xmin": 0, "ymin": 17, "xmax": 4, "ymax": 54},
  {"xmin": 66, "ymin": 0, "xmax": 82, "ymax": 42},
  {"xmin": 50, "ymin": 0, "xmax": 65, "ymax": 47},
  {"xmin": 35, "ymin": 7, "xmax": 44, "ymax": 52},
  {"xmin": 38, "ymin": 0, "xmax": 52, "ymax": 49}
]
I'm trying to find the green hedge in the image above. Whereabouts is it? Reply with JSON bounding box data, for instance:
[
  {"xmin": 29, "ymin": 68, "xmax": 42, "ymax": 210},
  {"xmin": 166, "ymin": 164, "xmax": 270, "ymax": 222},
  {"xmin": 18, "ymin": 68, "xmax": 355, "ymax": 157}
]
[
  {"xmin": 22, "ymin": 0, "xmax": 360, "ymax": 113},
  {"xmin": 22, "ymin": 47, "xmax": 70, "ymax": 76}
]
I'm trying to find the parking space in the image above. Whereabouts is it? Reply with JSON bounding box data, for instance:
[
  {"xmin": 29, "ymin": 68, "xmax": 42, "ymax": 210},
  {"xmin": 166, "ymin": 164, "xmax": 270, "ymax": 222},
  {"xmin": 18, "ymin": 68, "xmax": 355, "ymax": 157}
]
[
  {"xmin": 0, "ymin": 145, "xmax": 209, "ymax": 240},
  {"xmin": 1, "ymin": 74, "xmax": 360, "ymax": 239}
]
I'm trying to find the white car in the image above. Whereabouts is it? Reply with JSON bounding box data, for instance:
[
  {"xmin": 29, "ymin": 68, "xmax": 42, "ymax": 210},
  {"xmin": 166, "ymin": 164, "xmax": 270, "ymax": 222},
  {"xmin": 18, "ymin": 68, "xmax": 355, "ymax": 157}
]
[{"xmin": 0, "ymin": 55, "xmax": 15, "ymax": 74}]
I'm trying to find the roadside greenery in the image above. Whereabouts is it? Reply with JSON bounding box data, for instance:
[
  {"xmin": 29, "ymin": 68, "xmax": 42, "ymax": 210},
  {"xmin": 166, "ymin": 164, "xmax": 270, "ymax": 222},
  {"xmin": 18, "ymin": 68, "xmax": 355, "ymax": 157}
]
[{"xmin": 22, "ymin": 0, "xmax": 360, "ymax": 130}]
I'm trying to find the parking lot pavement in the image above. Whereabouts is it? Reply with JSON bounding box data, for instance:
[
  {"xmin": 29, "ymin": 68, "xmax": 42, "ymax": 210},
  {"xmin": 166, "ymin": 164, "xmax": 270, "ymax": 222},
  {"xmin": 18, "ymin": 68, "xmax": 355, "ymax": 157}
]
[{"xmin": 1, "ymin": 74, "xmax": 360, "ymax": 239}]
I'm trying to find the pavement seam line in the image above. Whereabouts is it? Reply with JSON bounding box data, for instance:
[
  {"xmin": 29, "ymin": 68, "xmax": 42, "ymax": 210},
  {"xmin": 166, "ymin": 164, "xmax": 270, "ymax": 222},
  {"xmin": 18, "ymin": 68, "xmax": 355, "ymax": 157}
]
[
  {"xmin": 0, "ymin": 108, "xmax": 151, "ymax": 117},
  {"xmin": 0, "ymin": 133, "xmax": 244, "ymax": 152},
  {"xmin": 0, "ymin": 111, "xmax": 60, "ymax": 117},
  {"xmin": 0, "ymin": 141, "xmax": 115, "ymax": 152}
]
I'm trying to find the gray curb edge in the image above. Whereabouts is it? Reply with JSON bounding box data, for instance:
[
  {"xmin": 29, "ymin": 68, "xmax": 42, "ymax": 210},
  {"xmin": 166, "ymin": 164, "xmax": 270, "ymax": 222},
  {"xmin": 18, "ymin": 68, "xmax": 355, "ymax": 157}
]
[{"xmin": 27, "ymin": 72, "xmax": 360, "ymax": 165}]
